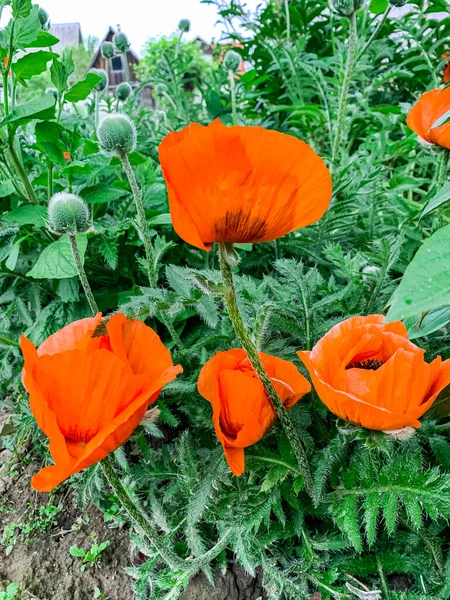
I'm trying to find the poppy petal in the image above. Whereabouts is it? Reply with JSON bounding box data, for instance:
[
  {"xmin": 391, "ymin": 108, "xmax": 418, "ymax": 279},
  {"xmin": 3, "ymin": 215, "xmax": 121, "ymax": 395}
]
[{"xmin": 37, "ymin": 313, "xmax": 102, "ymax": 356}]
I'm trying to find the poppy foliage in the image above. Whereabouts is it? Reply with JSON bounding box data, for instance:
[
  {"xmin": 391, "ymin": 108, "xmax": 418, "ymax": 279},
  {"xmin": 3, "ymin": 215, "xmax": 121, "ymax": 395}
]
[
  {"xmin": 158, "ymin": 119, "xmax": 332, "ymax": 251},
  {"xmin": 298, "ymin": 315, "xmax": 450, "ymax": 431},
  {"xmin": 20, "ymin": 313, "xmax": 182, "ymax": 492}
]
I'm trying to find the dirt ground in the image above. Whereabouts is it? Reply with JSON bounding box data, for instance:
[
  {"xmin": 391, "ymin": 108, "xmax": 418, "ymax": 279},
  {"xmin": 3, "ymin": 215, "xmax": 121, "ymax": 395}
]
[{"xmin": 0, "ymin": 452, "xmax": 267, "ymax": 600}]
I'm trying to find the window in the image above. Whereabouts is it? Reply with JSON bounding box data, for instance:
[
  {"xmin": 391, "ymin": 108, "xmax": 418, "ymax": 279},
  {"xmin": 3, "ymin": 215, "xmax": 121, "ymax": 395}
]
[{"xmin": 111, "ymin": 55, "xmax": 123, "ymax": 72}]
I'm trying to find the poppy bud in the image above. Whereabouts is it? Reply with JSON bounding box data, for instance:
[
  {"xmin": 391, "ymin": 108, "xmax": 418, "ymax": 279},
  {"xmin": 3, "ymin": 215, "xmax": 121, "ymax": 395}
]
[
  {"xmin": 178, "ymin": 19, "xmax": 191, "ymax": 33},
  {"xmin": 97, "ymin": 114, "xmax": 137, "ymax": 157},
  {"xmin": 116, "ymin": 81, "xmax": 132, "ymax": 102},
  {"xmin": 48, "ymin": 193, "xmax": 92, "ymax": 235},
  {"xmin": 223, "ymin": 50, "xmax": 242, "ymax": 73},
  {"xmin": 330, "ymin": 0, "xmax": 366, "ymax": 16},
  {"xmin": 101, "ymin": 41, "xmax": 115, "ymax": 59},
  {"xmin": 388, "ymin": 0, "xmax": 408, "ymax": 5},
  {"xmin": 38, "ymin": 8, "xmax": 49, "ymax": 26},
  {"xmin": 113, "ymin": 32, "xmax": 130, "ymax": 53},
  {"xmin": 90, "ymin": 68, "xmax": 108, "ymax": 92}
]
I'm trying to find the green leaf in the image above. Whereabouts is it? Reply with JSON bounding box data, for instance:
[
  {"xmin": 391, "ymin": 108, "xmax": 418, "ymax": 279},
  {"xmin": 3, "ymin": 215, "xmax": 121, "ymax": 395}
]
[
  {"xmin": 69, "ymin": 545, "xmax": 86, "ymax": 558},
  {"xmin": 421, "ymin": 182, "xmax": 450, "ymax": 219},
  {"xmin": 12, "ymin": 0, "xmax": 32, "ymax": 18},
  {"xmin": 386, "ymin": 225, "xmax": 450, "ymax": 322},
  {"xmin": 147, "ymin": 213, "xmax": 172, "ymax": 227},
  {"xmin": 25, "ymin": 30, "xmax": 59, "ymax": 49},
  {"xmin": 3, "ymin": 205, "xmax": 47, "ymax": 227},
  {"xmin": 0, "ymin": 94, "xmax": 56, "ymax": 132},
  {"xmin": 14, "ymin": 6, "xmax": 41, "ymax": 48},
  {"xmin": 370, "ymin": 0, "xmax": 388, "ymax": 14},
  {"xmin": 27, "ymin": 234, "xmax": 88, "ymax": 279},
  {"xmin": 0, "ymin": 227, "xmax": 19, "ymax": 262},
  {"xmin": 51, "ymin": 52, "xmax": 75, "ymax": 94},
  {"xmin": 65, "ymin": 72, "xmax": 103, "ymax": 102},
  {"xmin": 80, "ymin": 185, "xmax": 128, "ymax": 204},
  {"xmin": 0, "ymin": 181, "xmax": 16, "ymax": 197},
  {"xmin": 12, "ymin": 50, "xmax": 57, "ymax": 82},
  {"xmin": 5, "ymin": 242, "xmax": 20, "ymax": 271},
  {"xmin": 431, "ymin": 109, "xmax": 450, "ymax": 130},
  {"xmin": 407, "ymin": 306, "xmax": 450, "ymax": 340}
]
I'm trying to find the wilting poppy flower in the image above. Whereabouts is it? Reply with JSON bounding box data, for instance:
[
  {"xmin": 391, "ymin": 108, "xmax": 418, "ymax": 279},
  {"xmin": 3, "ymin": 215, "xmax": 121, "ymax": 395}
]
[
  {"xmin": 298, "ymin": 315, "xmax": 450, "ymax": 431},
  {"xmin": 406, "ymin": 87, "xmax": 450, "ymax": 150},
  {"xmin": 198, "ymin": 349, "xmax": 311, "ymax": 475},
  {"xmin": 158, "ymin": 120, "xmax": 332, "ymax": 251},
  {"xmin": 442, "ymin": 52, "xmax": 450, "ymax": 84},
  {"xmin": 20, "ymin": 313, "xmax": 182, "ymax": 492}
]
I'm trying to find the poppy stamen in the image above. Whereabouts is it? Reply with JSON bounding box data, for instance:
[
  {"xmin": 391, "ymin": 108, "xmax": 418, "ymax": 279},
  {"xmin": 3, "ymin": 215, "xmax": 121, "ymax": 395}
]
[{"xmin": 346, "ymin": 359, "xmax": 384, "ymax": 371}]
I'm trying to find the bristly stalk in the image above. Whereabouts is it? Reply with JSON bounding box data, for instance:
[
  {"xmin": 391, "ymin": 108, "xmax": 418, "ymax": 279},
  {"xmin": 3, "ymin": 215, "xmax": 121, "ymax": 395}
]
[
  {"xmin": 284, "ymin": 0, "xmax": 291, "ymax": 42},
  {"xmin": 68, "ymin": 233, "xmax": 99, "ymax": 315},
  {"xmin": 358, "ymin": 5, "xmax": 391, "ymax": 61},
  {"xmin": 101, "ymin": 455, "xmax": 232, "ymax": 570},
  {"xmin": 437, "ymin": 149, "xmax": 450, "ymax": 189},
  {"xmin": 218, "ymin": 243, "xmax": 313, "ymax": 494},
  {"xmin": 331, "ymin": 10, "xmax": 358, "ymax": 172}
]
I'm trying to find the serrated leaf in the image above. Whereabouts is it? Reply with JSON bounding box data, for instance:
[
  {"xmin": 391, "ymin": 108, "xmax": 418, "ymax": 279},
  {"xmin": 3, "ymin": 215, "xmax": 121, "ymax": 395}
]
[
  {"xmin": 65, "ymin": 72, "xmax": 103, "ymax": 102},
  {"xmin": 381, "ymin": 491, "xmax": 397, "ymax": 535},
  {"xmin": 0, "ymin": 94, "xmax": 56, "ymax": 132},
  {"xmin": 80, "ymin": 185, "xmax": 128, "ymax": 204},
  {"xmin": 25, "ymin": 30, "xmax": 59, "ymax": 48},
  {"xmin": 14, "ymin": 6, "xmax": 41, "ymax": 48},
  {"xmin": 12, "ymin": 0, "xmax": 32, "ymax": 18},
  {"xmin": 12, "ymin": 50, "xmax": 57, "ymax": 81},
  {"xmin": 421, "ymin": 182, "xmax": 450, "ymax": 219},
  {"xmin": 27, "ymin": 234, "xmax": 88, "ymax": 279}
]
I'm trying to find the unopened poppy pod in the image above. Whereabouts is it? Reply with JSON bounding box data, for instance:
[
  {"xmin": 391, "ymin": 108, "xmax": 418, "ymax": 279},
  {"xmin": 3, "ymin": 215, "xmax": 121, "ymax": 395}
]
[
  {"xmin": 198, "ymin": 349, "xmax": 311, "ymax": 475},
  {"xmin": 21, "ymin": 313, "xmax": 182, "ymax": 492},
  {"xmin": 407, "ymin": 86, "xmax": 450, "ymax": 150},
  {"xmin": 158, "ymin": 120, "xmax": 332, "ymax": 251},
  {"xmin": 298, "ymin": 315, "xmax": 450, "ymax": 431}
]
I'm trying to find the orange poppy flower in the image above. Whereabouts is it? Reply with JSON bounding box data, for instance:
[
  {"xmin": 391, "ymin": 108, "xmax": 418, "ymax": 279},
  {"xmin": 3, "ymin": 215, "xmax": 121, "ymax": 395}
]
[
  {"xmin": 158, "ymin": 120, "xmax": 332, "ymax": 251},
  {"xmin": 442, "ymin": 52, "xmax": 450, "ymax": 84},
  {"xmin": 63, "ymin": 151, "xmax": 71, "ymax": 161},
  {"xmin": 406, "ymin": 87, "xmax": 450, "ymax": 150},
  {"xmin": 20, "ymin": 313, "xmax": 182, "ymax": 492},
  {"xmin": 298, "ymin": 315, "xmax": 450, "ymax": 431},
  {"xmin": 197, "ymin": 348, "xmax": 311, "ymax": 475}
]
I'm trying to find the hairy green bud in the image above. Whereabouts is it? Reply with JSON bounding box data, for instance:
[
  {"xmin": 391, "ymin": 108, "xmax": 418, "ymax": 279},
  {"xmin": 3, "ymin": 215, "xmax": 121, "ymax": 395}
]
[
  {"xmin": 90, "ymin": 68, "xmax": 108, "ymax": 92},
  {"xmin": 116, "ymin": 81, "xmax": 132, "ymax": 102},
  {"xmin": 38, "ymin": 8, "xmax": 49, "ymax": 26},
  {"xmin": 330, "ymin": 0, "xmax": 366, "ymax": 16},
  {"xmin": 101, "ymin": 41, "xmax": 115, "ymax": 59},
  {"xmin": 113, "ymin": 32, "xmax": 130, "ymax": 53},
  {"xmin": 97, "ymin": 114, "xmax": 137, "ymax": 157},
  {"xmin": 48, "ymin": 193, "xmax": 92, "ymax": 235},
  {"xmin": 223, "ymin": 50, "xmax": 242, "ymax": 73},
  {"xmin": 178, "ymin": 19, "xmax": 191, "ymax": 33}
]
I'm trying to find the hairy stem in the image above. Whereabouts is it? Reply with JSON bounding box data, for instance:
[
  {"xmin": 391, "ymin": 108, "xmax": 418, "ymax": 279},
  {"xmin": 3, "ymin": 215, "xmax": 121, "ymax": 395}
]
[
  {"xmin": 284, "ymin": 0, "xmax": 291, "ymax": 41},
  {"xmin": 437, "ymin": 149, "xmax": 450, "ymax": 189},
  {"xmin": 68, "ymin": 233, "xmax": 99, "ymax": 315},
  {"xmin": 218, "ymin": 243, "xmax": 313, "ymax": 494},
  {"xmin": 8, "ymin": 143, "xmax": 38, "ymax": 204},
  {"xmin": 358, "ymin": 6, "xmax": 391, "ymax": 61},
  {"xmin": 331, "ymin": 11, "xmax": 358, "ymax": 172},
  {"xmin": 0, "ymin": 335, "xmax": 20, "ymax": 348},
  {"xmin": 123, "ymin": 52, "xmax": 131, "ymax": 83},
  {"xmin": 101, "ymin": 455, "xmax": 232, "ymax": 570},
  {"xmin": 228, "ymin": 70, "xmax": 238, "ymax": 126}
]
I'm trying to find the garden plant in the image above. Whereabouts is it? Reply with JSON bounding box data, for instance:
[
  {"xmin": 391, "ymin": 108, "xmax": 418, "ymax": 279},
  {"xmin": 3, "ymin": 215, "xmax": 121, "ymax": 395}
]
[{"xmin": 1, "ymin": 0, "xmax": 450, "ymax": 598}]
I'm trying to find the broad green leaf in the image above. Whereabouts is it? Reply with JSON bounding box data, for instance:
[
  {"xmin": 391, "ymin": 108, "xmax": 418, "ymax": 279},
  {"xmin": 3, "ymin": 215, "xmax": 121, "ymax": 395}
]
[
  {"xmin": 3, "ymin": 205, "xmax": 47, "ymax": 227},
  {"xmin": 80, "ymin": 185, "xmax": 128, "ymax": 204},
  {"xmin": 65, "ymin": 72, "xmax": 103, "ymax": 102},
  {"xmin": 431, "ymin": 109, "xmax": 450, "ymax": 130},
  {"xmin": 25, "ymin": 30, "xmax": 59, "ymax": 49},
  {"xmin": 370, "ymin": 0, "xmax": 388, "ymax": 14},
  {"xmin": 147, "ymin": 213, "xmax": 172, "ymax": 227},
  {"xmin": 14, "ymin": 6, "xmax": 41, "ymax": 48},
  {"xmin": 421, "ymin": 182, "xmax": 450, "ymax": 218},
  {"xmin": 12, "ymin": 51, "xmax": 57, "ymax": 82},
  {"xmin": 0, "ymin": 94, "xmax": 56, "ymax": 132},
  {"xmin": 386, "ymin": 225, "xmax": 450, "ymax": 322},
  {"xmin": 12, "ymin": 0, "xmax": 32, "ymax": 18},
  {"xmin": 5, "ymin": 242, "xmax": 20, "ymax": 271},
  {"xmin": 0, "ymin": 181, "xmax": 16, "ymax": 197},
  {"xmin": 27, "ymin": 234, "xmax": 88, "ymax": 279},
  {"xmin": 406, "ymin": 306, "xmax": 450, "ymax": 340},
  {"xmin": 51, "ymin": 52, "xmax": 75, "ymax": 94}
]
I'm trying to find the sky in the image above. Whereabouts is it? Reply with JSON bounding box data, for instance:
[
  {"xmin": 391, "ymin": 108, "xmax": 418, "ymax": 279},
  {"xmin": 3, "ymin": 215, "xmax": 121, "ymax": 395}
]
[{"xmin": 10, "ymin": 0, "xmax": 266, "ymax": 55}]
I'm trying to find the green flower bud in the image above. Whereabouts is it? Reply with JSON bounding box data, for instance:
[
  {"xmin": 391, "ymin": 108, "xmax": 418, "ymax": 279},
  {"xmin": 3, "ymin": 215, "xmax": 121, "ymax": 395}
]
[
  {"xmin": 101, "ymin": 41, "xmax": 115, "ymax": 59},
  {"xmin": 178, "ymin": 19, "xmax": 191, "ymax": 33},
  {"xmin": 48, "ymin": 193, "xmax": 92, "ymax": 235},
  {"xmin": 97, "ymin": 114, "xmax": 137, "ymax": 157},
  {"xmin": 223, "ymin": 50, "xmax": 242, "ymax": 73},
  {"xmin": 113, "ymin": 32, "xmax": 130, "ymax": 53},
  {"xmin": 38, "ymin": 8, "xmax": 49, "ymax": 26},
  {"xmin": 90, "ymin": 68, "xmax": 108, "ymax": 92},
  {"xmin": 388, "ymin": 0, "xmax": 408, "ymax": 5},
  {"xmin": 330, "ymin": 0, "xmax": 366, "ymax": 16},
  {"xmin": 116, "ymin": 81, "xmax": 132, "ymax": 102}
]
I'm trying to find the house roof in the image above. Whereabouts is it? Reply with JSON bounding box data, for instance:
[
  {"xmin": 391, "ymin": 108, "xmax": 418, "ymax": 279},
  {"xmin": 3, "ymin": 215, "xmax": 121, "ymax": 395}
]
[
  {"xmin": 49, "ymin": 23, "xmax": 83, "ymax": 51},
  {"xmin": 89, "ymin": 26, "xmax": 140, "ymax": 70}
]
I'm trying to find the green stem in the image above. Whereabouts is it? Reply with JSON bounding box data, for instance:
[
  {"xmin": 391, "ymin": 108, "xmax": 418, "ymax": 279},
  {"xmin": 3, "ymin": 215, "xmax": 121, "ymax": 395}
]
[
  {"xmin": 120, "ymin": 153, "xmax": 157, "ymax": 288},
  {"xmin": 47, "ymin": 162, "xmax": 53, "ymax": 201},
  {"xmin": 228, "ymin": 70, "xmax": 238, "ymax": 126},
  {"xmin": 68, "ymin": 233, "xmax": 99, "ymax": 315},
  {"xmin": 8, "ymin": 143, "xmax": 37, "ymax": 204},
  {"xmin": 437, "ymin": 149, "xmax": 450, "ymax": 189},
  {"xmin": 331, "ymin": 11, "xmax": 358, "ymax": 173},
  {"xmin": 0, "ymin": 335, "xmax": 20, "ymax": 348},
  {"xmin": 218, "ymin": 243, "xmax": 313, "ymax": 494},
  {"xmin": 94, "ymin": 90, "xmax": 100, "ymax": 133},
  {"xmin": 358, "ymin": 6, "xmax": 391, "ymax": 61},
  {"xmin": 123, "ymin": 52, "xmax": 131, "ymax": 83},
  {"xmin": 376, "ymin": 555, "xmax": 390, "ymax": 599},
  {"xmin": 101, "ymin": 455, "xmax": 232, "ymax": 570},
  {"xmin": 284, "ymin": 0, "xmax": 291, "ymax": 41}
]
